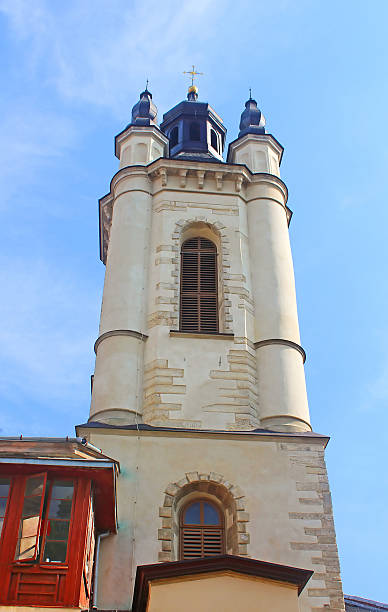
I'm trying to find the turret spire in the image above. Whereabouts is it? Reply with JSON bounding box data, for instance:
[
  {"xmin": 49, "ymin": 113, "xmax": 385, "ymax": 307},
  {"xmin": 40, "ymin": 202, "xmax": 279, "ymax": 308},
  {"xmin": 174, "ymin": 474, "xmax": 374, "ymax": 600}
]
[
  {"xmin": 238, "ymin": 95, "xmax": 266, "ymax": 138},
  {"xmin": 130, "ymin": 86, "xmax": 158, "ymax": 127}
]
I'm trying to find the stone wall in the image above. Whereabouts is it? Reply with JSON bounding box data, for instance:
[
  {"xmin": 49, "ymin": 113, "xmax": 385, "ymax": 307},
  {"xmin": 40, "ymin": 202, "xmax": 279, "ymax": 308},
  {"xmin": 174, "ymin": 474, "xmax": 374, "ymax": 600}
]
[{"xmin": 77, "ymin": 426, "xmax": 344, "ymax": 612}]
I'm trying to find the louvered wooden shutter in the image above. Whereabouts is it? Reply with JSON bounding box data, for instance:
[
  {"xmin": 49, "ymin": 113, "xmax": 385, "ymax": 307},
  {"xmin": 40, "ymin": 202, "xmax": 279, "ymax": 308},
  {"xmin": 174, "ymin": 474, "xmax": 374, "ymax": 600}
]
[
  {"xmin": 181, "ymin": 527, "xmax": 224, "ymax": 559},
  {"xmin": 180, "ymin": 500, "xmax": 224, "ymax": 560},
  {"xmin": 180, "ymin": 237, "xmax": 218, "ymax": 333}
]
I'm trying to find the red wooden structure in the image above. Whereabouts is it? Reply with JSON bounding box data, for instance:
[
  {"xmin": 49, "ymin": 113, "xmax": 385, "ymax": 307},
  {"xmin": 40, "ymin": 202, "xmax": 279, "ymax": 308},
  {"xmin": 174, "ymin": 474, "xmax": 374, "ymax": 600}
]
[{"xmin": 0, "ymin": 438, "xmax": 118, "ymax": 608}]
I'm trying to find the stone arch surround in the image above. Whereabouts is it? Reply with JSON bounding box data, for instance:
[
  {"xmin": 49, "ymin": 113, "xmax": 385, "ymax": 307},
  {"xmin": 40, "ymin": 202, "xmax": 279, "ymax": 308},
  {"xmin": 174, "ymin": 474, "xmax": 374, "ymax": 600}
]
[
  {"xmin": 158, "ymin": 471, "xmax": 250, "ymax": 561},
  {"xmin": 171, "ymin": 217, "xmax": 233, "ymax": 333}
]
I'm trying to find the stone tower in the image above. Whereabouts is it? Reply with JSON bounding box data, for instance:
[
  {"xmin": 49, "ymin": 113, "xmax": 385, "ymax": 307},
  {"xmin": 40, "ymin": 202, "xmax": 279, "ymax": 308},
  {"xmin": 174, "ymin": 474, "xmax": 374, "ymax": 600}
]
[{"xmin": 77, "ymin": 84, "xmax": 344, "ymax": 611}]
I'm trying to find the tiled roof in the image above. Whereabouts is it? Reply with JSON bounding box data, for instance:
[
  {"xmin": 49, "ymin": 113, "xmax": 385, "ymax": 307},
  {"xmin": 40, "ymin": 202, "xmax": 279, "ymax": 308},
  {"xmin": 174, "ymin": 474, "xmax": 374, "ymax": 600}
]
[{"xmin": 345, "ymin": 595, "xmax": 388, "ymax": 611}]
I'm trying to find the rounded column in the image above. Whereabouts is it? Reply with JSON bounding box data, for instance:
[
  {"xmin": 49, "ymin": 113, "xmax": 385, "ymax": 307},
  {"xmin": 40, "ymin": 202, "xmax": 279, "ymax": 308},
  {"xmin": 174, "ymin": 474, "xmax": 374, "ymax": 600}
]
[
  {"xmin": 90, "ymin": 168, "xmax": 151, "ymax": 425},
  {"xmin": 247, "ymin": 175, "xmax": 311, "ymax": 432}
]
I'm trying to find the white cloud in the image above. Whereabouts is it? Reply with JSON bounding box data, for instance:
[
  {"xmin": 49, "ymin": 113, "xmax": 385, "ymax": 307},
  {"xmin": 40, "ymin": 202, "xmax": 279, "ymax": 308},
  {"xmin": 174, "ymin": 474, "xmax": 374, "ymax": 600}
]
[{"xmin": 0, "ymin": 0, "xmax": 219, "ymax": 114}]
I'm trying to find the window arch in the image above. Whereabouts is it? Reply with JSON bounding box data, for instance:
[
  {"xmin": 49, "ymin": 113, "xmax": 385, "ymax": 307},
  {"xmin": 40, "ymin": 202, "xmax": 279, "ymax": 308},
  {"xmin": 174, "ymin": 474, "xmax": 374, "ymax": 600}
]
[
  {"xmin": 169, "ymin": 126, "xmax": 178, "ymax": 149},
  {"xmin": 189, "ymin": 121, "xmax": 201, "ymax": 141},
  {"xmin": 210, "ymin": 129, "xmax": 218, "ymax": 152},
  {"xmin": 180, "ymin": 499, "xmax": 224, "ymax": 559},
  {"xmin": 180, "ymin": 237, "xmax": 218, "ymax": 333}
]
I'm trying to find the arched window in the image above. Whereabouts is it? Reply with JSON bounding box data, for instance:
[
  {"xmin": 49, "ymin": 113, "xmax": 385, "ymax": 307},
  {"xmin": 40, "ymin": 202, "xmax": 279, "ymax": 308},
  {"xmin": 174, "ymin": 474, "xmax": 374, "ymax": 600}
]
[
  {"xmin": 189, "ymin": 121, "xmax": 201, "ymax": 141},
  {"xmin": 210, "ymin": 129, "xmax": 218, "ymax": 152},
  {"xmin": 180, "ymin": 237, "xmax": 218, "ymax": 333},
  {"xmin": 180, "ymin": 500, "xmax": 224, "ymax": 559},
  {"xmin": 169, "ymin": 126, "xmax": 178, "ymax": 149}
]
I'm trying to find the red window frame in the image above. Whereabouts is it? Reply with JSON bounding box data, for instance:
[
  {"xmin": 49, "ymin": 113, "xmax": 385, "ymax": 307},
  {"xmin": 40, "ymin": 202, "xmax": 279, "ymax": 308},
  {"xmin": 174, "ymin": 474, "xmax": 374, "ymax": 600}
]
[
  {"xmin": 14, "ymin": 475, "xmax": 75, "ymax": 566},
  {"xmin": 39, "ymin": 479, "xmax": 76, "ymax": 565},
  {"xmin": 0, "ymin": 477, "xmax": 12, "ymax": 539},
  {"xmin": 15, "ymin": 472, "xmax": 47, "ymax": 563},
  {"xmin": 0, "ymin": 472, "xmax": 94, "ymax": 608}
]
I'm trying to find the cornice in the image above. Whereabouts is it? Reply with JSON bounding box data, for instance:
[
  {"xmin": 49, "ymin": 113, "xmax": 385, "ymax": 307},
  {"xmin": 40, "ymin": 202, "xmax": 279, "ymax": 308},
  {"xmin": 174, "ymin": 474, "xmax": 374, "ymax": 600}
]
[
  {"xmin": 94, "ymin": 329, "xmax": 148, "ymax": 353},
  {"xmin": 254, "ymin": 338, "xmax": 306, "ymax": 363},
  {"xmin": 98, "ymin": 158, "xmax": 289, "ymax": 263},
  {"xmin": 76, "ymin": 421, "xmax": 330, "ymax": 447},
  {"xmin": 105, "ymin": 158, "xmax": 287, "ymax": 198}
]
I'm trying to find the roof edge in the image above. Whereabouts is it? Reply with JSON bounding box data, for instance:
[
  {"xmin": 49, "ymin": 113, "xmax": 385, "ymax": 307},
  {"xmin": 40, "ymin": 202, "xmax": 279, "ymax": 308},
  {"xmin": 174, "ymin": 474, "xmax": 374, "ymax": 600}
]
[
  {"xmin": 76, "ymin": 421, "xmax": 329, "ymax": 445},
  {"xmin": 132, "ymin": 554, "xmax": 313, "ymax": 612}
]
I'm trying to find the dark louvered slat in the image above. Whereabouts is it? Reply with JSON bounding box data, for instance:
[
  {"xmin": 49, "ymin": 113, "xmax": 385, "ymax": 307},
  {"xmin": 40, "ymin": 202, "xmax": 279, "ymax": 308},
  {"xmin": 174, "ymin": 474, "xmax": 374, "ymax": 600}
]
[
  {"xmin": 180, "ymin": 237, "xmax": 218, "ymax": 333},
  {"xmin": 180, "ymin": 500, "xmax": 224, "ymax": 559},
  {"xmin": 181, "ymin": 527, "xmax": 223, "ymax": 558},
  {"xmin": 199, "ymin": 237, "xmax": 216, "ymax": 250},
  {"xmin": 182, "ymin": 528, "xmax": 202, "ymax": 558}
]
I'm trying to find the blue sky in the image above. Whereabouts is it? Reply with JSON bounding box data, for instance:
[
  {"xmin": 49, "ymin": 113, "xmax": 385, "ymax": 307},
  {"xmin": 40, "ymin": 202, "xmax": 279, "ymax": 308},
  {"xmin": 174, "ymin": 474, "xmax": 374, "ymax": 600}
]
[{"xmin": 0, "ymin": 0, "xmax": 387, "ymax": 602}]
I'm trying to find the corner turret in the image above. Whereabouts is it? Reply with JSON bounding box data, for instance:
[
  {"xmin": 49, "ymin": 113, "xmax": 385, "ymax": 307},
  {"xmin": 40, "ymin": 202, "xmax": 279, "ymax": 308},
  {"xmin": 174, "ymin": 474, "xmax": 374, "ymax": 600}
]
[
  {"xmin": 114, "ymin": 86, "xmax": 168, "ymax": 169},
  {"xmin": 238, "ymin": 96, "xmax": 266, "ymax": 137},
  {"xmin": 227, "ymin": 95, "xmax": 282, "ymax": 175},
  {"xmin": 130, "ymin": 88, "xmax": 158, "ymax": 127}
]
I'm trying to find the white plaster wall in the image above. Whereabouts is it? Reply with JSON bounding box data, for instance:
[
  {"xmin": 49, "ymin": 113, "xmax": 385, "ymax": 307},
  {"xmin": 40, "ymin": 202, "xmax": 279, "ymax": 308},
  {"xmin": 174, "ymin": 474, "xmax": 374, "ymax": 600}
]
[
  {"xmin": 230, "ymin": 136, "xmax": 281, "ymax": 176},
  {"xmin": 90, "ymin": 170, "xmax": 151, "ymax": 424},
  {"xmin": 117, "ymin": 128, "xmax": 167, "ymax": 168},
  {"xmin": 92, "ymin": 156, "xmax": 311, "ymax": 431},
  {"xmin": 77, "ymin": 428, "xmax": 336, "ymax": 612},
  {"xmin": 143, "ymin": 177, "xmax": 259, "ymax": 429}
]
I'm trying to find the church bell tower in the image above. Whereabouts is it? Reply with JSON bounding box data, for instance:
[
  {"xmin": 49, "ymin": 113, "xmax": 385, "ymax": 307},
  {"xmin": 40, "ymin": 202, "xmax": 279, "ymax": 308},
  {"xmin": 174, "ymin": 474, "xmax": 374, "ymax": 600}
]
[{"xmin": 77, "ymin": 80, "xmax": 344, "ymax": 611}]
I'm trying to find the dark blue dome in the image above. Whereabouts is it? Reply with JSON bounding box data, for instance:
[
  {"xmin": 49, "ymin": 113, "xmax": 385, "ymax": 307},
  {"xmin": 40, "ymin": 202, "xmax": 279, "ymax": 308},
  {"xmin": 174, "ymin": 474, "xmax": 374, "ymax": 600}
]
[
  {"xmin": 238, "ymin": 97, "xmax": 266, "ymax": 138},
  {"xmin": 130, "ymin": 89, "xmax": 158, "ymax": 127},
  {"xmin": 160, "ymin": 91, "xmax": 226, "ymax": 162}
]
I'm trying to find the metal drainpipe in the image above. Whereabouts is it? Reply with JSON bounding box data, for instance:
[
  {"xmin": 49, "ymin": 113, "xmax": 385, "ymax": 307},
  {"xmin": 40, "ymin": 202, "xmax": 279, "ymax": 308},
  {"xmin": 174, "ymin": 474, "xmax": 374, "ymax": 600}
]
[{"xmin": 92, "ymin": 531, "xmax": 111, "ymax": 609}]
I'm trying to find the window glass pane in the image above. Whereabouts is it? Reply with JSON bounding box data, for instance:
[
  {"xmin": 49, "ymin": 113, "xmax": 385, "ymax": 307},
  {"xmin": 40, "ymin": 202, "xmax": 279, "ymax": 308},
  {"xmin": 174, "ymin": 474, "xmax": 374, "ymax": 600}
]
[
  {"xmin": 43, "ymin": 480, "xmax": 73, "ymax": 564},
  {"xmin": 0, "ymin": 477, "xmax": 11, "ymax": 536},
  {"xmin": 17, "ymin": 534, "xmax": 39, "ymax": 560},
  {"xmin": 46, "ymin": 520, "xmax": 69, "ymax": 540},
  {"xmin": 15, "ymin": 474, "xmax": 46, "ymax": 561},
  {"xmin": 203, "ymin": 502, "xmax": 220, "ymax": 525},
  {"xmin": 0, "ymin": 497, "xmax": 8, "ymax": 516},
  {"xmin": 48, "ymin": 499, "xmax": 72, "ymax": 519},
  {"xmin": 184, "ymin": 502, "xmax": 201, "ymax": 524},
  {"xmin": 25, "ymin": 476, "xmax": 45, "ymax": 496},
  {"xmin": 43, "ymin": 540, "xmax": 67, "ymax": 563},
  {"xmin": 51, "ymin": 482, "xmax": 74, "ymax": 500},
  {"xmin": 211, "ymin": 129, "xmax": 218, "ymax": 151},
  {"xmin": 0, "ymin": 478, "xmax": 10, "ymax": 497},
  {"xmin": 22, "ymin": 496, "xmax": 42, "ymax": 518}
]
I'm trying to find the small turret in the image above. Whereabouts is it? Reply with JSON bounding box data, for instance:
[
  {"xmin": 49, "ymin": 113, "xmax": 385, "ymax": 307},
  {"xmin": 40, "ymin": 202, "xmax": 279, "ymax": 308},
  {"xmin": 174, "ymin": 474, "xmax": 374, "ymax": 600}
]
[
  {"xmin": 114, "ymin": 86, "xmax": 168, "ymax": 169},
  {"xmin": 238, "ymin": 96, "xmax": 266, "ymax": 137},
  {"xmin": 227, "ymin": 94, "xmax": 282, "ymax": 175},
  {"xmin": 130, "ymin": 88, "xmax": 158, "ymax": 127}
]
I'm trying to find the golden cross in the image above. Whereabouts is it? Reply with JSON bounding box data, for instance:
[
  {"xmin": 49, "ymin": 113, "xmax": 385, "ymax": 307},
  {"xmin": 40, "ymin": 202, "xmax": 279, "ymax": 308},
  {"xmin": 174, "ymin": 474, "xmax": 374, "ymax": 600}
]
[{"xmin": 183, "ymin": 65, "xmax": 204, "ymax": 87}]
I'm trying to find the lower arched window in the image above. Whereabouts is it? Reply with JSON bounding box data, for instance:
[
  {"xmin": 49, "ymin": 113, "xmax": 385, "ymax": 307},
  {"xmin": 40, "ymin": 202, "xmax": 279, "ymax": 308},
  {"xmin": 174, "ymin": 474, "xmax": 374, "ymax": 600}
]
[{"xmin": 180, "ymin": 499, "xmax": 224, "ymax": 559}]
